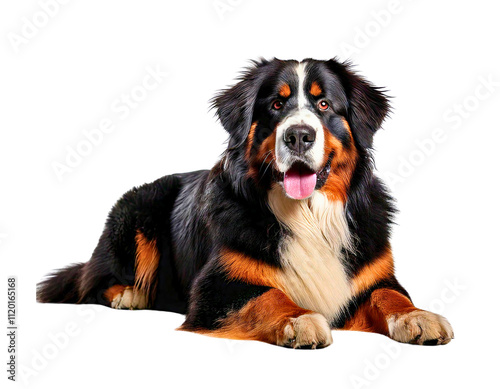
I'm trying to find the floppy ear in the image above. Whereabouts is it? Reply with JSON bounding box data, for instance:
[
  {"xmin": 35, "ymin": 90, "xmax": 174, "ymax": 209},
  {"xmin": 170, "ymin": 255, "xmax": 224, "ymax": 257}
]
[
  {"xmin": 326, "ymin": 58, "xmax": 390, "ymax": 150},
  {"xmin": 211, "ymin": 59, "xmax": 270, "ymax": 150}
]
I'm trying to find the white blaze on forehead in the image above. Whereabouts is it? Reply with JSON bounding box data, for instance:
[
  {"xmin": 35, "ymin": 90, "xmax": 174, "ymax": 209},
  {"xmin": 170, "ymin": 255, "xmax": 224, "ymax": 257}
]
[
  {"xmin": 274, "ymin": 61, "xmax": 325, "ymax": 173},
  {"xmin": 296, "ymin": 61, "xmax": 308, "ymax": 109}
]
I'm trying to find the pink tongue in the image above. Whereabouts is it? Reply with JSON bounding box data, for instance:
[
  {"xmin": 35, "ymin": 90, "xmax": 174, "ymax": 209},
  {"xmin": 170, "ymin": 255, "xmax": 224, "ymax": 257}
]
[{"xmin": 283, "ymin": 169, "xmax": 317, "ymax": 200}]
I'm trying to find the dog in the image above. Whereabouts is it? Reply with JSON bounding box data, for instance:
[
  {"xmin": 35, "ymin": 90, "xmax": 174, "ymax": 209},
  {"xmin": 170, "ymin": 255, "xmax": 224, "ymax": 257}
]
[{"xmin": 37, "ymin": 58, "xmax": 454, "ymax": 348}]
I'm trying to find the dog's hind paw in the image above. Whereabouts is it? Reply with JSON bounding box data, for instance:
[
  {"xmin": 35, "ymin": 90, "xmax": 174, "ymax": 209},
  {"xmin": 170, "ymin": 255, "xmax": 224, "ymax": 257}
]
[{"xmin": 104, "ymin": 285, "xmax": 148, "ymax": 310}]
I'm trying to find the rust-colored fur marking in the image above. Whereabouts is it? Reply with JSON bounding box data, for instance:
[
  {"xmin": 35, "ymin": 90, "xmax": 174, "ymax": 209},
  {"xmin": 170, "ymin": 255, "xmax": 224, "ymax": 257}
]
[
  {"xmin": 319, "ymin": 122, "xmax": 358, "ymax": 202},
  {"xmin": 104, "ymin": 284, "xmax": 126, "ymax": 304},
  {"xmin": 351, "ymin": 247, "xmax": 394, "ymax": 295},
  {"xmin": 343, "ymin": 288, "xmax": 418, "ymax": 334},
  {"xmin": 185, "ymin": 289, "xmax": 312, "ymax": 344},
  {"xmin": 257, "ymin": 131, "xmax": 276, "ymax": 161},
  {"xmin": 279, "ymin": 83, "xmax": 291, "ymax": 98},
  {"xmin": 134, "ymin": 231, "xmax": 160, "ymax": 303},
  {"xmin": 342, "ymin": 298, "xmax": 389, "ymax": 333},
  {"xmin": 246, "ymin": 122, "xmax": 258, "ymax": 160},
  {"xmin": 248, "ymin": 129, "xmax": 277, "ymax": 180},
  {"xmin": 341, "ymin": 118, "xmax": 351, "ymax": 132},
  {"xmin": 220, "ymin": 249, "xmax": 280, "ymax": 288},
  {"xmin": 371, "ymin": 288, "xmax": 418, "ymax": 317},
  {"xmin": 310, "ymin": 81, "xmax": 322, "ymax": 96}
]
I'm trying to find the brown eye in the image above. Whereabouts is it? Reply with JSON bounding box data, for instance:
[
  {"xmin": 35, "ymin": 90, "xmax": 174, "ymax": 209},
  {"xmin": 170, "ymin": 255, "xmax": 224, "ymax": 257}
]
[
  {"xmin": 318, "ymin": 100, "xmax": 329, "ymax": 110},
  {"xmin": 272, "ymin": 100, "xmax": 283, "ymax": 110}
]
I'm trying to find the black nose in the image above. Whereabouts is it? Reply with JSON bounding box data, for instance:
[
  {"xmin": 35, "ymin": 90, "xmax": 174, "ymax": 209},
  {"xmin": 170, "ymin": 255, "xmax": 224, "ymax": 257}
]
[{"xmin": 284, "ymin": 125, "xmax": 316, "ymax": 153}]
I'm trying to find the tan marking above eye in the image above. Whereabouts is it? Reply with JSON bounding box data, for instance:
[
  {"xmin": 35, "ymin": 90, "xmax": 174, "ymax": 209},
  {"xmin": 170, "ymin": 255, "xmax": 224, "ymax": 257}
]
[
  {"xmin": 279, "ymin": 84, "xmax": 291, "ymax": 98},
  {"xmin": 310, "ymin": 81, "xmax": 322, "ymax": 96}
]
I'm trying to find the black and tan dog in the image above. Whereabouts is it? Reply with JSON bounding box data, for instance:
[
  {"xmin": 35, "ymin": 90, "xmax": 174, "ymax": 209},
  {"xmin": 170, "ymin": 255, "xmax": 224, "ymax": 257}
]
[{"xmin": 38, "ymin": 58, "xmax": 453, "ymax": 348}]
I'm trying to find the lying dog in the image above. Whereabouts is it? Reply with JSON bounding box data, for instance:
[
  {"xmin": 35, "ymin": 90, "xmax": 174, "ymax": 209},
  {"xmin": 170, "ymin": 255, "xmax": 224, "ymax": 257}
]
[{"xmin": 38, "ymin": 58, "xmax": 453, "ymax": 348}]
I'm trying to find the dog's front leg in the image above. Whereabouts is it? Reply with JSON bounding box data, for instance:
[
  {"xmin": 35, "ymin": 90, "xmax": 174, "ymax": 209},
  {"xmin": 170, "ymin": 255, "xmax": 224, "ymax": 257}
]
[
  {"xmin": 179, "ymin": 249, "xmax": 333, "ymax": 348},
  {"xmin": 344, "ymin": 288, "xmax": 454, "ymax": 345},
  {"xmin": 182, "ymin": 288, "xmax": 332, "ymax": 348}
]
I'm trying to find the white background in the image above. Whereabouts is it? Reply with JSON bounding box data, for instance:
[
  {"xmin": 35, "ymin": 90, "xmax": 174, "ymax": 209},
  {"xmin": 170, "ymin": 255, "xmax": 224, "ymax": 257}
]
[{"xmin": 1, "ymin": 0, "xmax": 499, "ymax": 388}]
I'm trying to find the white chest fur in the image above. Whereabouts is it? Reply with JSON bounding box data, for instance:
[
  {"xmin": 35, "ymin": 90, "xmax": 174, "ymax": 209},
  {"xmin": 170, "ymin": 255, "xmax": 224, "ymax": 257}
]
[{"xmin": 267, "ymin": 186, "xmax": 354, "ymax": 322}]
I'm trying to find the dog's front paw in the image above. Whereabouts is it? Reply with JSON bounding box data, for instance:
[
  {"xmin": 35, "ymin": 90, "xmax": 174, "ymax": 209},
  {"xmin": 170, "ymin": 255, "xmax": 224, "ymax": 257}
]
[
  {"xmin": 388, "ymin": 310, "xmax": 454, "ymax": 345},
  {"xmin": 279, "ymin": 313, "xmax": 333, "ymax": 349}
]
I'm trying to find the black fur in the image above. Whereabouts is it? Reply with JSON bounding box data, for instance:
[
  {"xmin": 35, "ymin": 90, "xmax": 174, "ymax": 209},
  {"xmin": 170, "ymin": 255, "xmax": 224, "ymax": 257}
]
[{"xmin": 37, "ymin": 58, "xmax": 406, "ymax": 332}]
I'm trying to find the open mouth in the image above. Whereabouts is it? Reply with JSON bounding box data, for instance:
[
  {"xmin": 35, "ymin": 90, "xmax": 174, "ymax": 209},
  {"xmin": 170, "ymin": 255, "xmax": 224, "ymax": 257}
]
[
  {"xmin": 283, "ymin": 162, "xmax": 317, "ymax": 200},
  {"xmin": 281, "ymin": 152, "xmax": 335, "ymax": 200}
]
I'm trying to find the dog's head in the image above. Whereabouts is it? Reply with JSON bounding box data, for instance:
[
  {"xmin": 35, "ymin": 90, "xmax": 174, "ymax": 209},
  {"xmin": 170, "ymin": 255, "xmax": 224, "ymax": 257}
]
[{"xmin": 212, "ymin": 58, "xmax": 389, "ymax": 201}]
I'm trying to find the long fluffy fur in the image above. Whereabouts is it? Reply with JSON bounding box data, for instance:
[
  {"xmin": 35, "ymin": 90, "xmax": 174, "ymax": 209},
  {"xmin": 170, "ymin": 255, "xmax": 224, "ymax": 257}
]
[{"xmin": 37, "ymin": 58, "xmax": 453, "ymax": 347}]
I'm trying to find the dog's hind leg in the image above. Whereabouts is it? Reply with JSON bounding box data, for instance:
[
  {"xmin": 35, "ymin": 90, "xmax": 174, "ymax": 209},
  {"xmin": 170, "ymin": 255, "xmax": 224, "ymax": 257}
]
[
  {"xmin": 100, "ymin": 230, "xmax": 160, "ymax": 309},
  {"xmin": 38, "ymin": 175, "xmax": 183, "ymax": 309}
]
